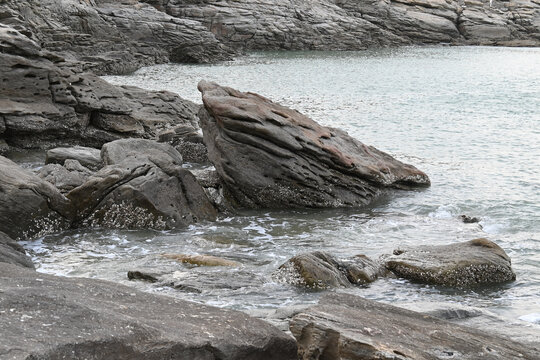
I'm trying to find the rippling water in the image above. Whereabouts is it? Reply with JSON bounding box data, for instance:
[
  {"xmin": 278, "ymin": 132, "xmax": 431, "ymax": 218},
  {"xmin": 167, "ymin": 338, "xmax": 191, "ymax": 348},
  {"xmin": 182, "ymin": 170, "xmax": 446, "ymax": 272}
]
[{"xmin": 22, "ymin": 47, "xmax": 540, "ymax": 334}]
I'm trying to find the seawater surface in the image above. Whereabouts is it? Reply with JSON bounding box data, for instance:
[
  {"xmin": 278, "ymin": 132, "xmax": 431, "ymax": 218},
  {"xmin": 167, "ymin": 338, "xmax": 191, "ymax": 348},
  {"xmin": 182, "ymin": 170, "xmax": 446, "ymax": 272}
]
[{"xmin": 22, "ymin": 47, "xmax": 540, "ymax": 335}]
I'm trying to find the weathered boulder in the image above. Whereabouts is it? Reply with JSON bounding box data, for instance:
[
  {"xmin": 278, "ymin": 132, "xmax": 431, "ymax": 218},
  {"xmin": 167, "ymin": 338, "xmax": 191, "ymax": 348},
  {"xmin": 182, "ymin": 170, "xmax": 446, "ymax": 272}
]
[
  {"xmin": 275, "ymin": 251, "xmax": 384, "ymax": 288},
  {"xmin": 290, "ymin": 293, "xmax": 540, "ymax": 360},
  {"xmin": 199, "ymin": 81, "xmax": 430, "ymax": 209},
  {"xmin": 0, "ymin": 25, "xmax": 203, "ymax": 150},
  {"xmin": 37, "ymin": 160, "xmax": 93, "ymax": 194},
  {"xmin": 0, "ymin": 231, "xmax": 34, "ymax": 269},
  {"xmin": 147, "ymin": 0, "xmax": 540, "ymax": 50},
  {"xmin": 46, "ymin": 146, "xmax": 102, "ymax": 170},
  {"xmin": 68, "ymin": 139, "xmax": 217, "ymax": 230},
  {"xmin": 191, "ymin": 167, "xmax": 236, "ymax": 212},
  {"xmin": 0, "ymin": 155, "xmax": 70, "ymax": 239},
  {"xmin": 0, "ymin": 262, "xmax": 297, "ymax": 360},
  {"xmin": 0, "ymin": 0, "xmax": 235, "ymax": 75},
  {"xmin": 384, "ymin": 238, "xmax": 516, "ymax": 287}
]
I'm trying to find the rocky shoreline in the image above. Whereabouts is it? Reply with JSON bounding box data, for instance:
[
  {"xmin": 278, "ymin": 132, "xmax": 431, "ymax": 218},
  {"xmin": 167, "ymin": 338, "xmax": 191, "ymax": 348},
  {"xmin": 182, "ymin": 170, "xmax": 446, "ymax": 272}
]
[{"xmin": 1, "ymin": 0, "xmax": 539, "ymax": 359}]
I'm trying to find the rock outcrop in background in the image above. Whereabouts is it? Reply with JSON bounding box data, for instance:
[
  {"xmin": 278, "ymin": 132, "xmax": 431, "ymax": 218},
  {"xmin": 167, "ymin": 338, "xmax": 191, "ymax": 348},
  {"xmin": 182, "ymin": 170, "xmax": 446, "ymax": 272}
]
[{"xmin": 144, "ymin": 0, "xmax": 540, "ymax": 49}]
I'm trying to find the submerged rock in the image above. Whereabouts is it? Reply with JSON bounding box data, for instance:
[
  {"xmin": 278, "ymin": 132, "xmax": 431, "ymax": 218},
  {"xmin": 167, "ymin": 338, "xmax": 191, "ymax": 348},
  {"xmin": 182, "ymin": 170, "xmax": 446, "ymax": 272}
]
[
  {"xmin": 0, "ymin": 262, "xmax": 297, "ymax": 360},
  {"xmin": 384, "ymin": 238, "xmax": 516, "ymax": 287},
  {"xmin": 290, "ymin": 293, "xmax": 540, "ymax": 360},
  {"xmin": 275, "ymin": 251, "xmax": 384, "ymax": 288},
  {"xmin": 0, "ymin": 231, "xmax": 34, "ymax": 269},
  {"xmin": 162, "ymin": 253, "xmax": 241, "ymax": 267},
  {"xmin": 199, "ymin": 81, "xmax": 430, "ymax": 209},
  {"xmin": 0, "ymin": 155, "xmax": 70, "ymax": 239}
]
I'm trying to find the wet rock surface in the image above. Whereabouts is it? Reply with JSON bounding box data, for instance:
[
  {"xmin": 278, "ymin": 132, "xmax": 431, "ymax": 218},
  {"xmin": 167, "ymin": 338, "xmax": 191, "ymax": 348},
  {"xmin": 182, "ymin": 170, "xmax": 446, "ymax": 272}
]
[
  {"xmin": 0, "ymin": 155, "xmax": 70, "ymax": 239},
  {"xmin": 0, "ymin": 262, "xmax": 297, "ymax": 360},
  {"xmin": 275, "ymin": 251, "xmax": 385, "ymax": 288},
  {"xmin": 384, "ymin": 238, "xmax": 516, "ymax": 287},
  {"xmin": 147, "ymin": 0, "xmax": 540, "ymax": 50},
  {"xmin": 290, "ymin": 293, "xmax": 540, "ymax": 360},
  {"xmin": 161, "ymin": 253, "xmax": 242, "ymax": 267},
  {"xmin": 199, "ymin": 81, "xmax": 430, "ymax": 209},
  {"xmin": 0, "ymin": 231, "xmax": 34, "ymax": 269},
  {"xmin": 68, "ymin": 139, "xmax": 217, "ymax": 230},
  {"xmin": 0, "ymin": 25, "xmax": 203, "ymax": 150}
]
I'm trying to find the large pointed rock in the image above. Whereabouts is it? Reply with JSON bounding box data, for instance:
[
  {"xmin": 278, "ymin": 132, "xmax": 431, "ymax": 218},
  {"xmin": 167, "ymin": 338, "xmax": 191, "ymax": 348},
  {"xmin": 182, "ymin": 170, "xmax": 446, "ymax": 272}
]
[
  {"xmin": 290, "ymin": 293, "xmax": 540, "ymax": 360},
  {"xmin": 0, "ymin": 262, "xmax": 297, "ymax": 360},
  {"xmin": 198, "ymin": 81, "xmax": 429, "ymax": 209}
]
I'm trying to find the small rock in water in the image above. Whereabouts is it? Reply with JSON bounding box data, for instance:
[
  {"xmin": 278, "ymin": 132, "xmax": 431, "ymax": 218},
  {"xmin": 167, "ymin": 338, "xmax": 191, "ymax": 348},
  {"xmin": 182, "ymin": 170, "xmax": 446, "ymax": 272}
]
[
  {"xmin": 460, "ymin": 214, "xmax": 481, "ymax": 223},
  {"xmin": 127, "ymin": 271, "xmax": 159, "ymax": 283},
  {"xmin": 384, "ymin": 238, "xmax": 516, "ymax": 287},
  {"xmin": 161, "ymin": 253, "xmax": 241, "ymax": 267}
]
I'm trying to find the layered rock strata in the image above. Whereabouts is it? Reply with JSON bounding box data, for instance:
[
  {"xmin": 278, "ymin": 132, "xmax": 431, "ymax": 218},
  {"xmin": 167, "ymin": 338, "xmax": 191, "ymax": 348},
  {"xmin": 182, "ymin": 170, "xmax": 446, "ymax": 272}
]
[
  {"xmin": 199, "ymin": 81, "xmax": 430, "ymax": 209},
  {"xmin": 146, "ymin": 0, "xmax": 540, "ymax": 50},
  {"xmin": 290, "ymin": 293, "xmax": 540, "ymax": 360},
  {"xmin": 0, "ymin": 0, "xmax": 235, "ymax": 75},
  {"xmin": 0, "ymin": 25, "xmax": 202, "ymax": 151}
]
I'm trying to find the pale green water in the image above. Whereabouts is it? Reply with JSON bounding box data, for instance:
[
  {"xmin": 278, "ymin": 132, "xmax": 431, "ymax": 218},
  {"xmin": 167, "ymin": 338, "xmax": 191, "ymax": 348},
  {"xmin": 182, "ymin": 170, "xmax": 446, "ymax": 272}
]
[{"xmin": 22, "ymin": 47, "xmax": 540, "ymax": 334}]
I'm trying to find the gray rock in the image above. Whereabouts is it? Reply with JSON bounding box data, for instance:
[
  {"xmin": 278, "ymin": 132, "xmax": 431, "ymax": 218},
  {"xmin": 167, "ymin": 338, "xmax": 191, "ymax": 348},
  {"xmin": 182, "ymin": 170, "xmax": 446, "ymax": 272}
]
[
  {"xmin": 0, "ymin": 0, "xmax": 235, "ymax": 75},
  {"xmin": 0, "ymin": 25, "xmax": 203, "ymax": 150},
  {"xmin": 0, "ymin": 231, "xmax": 34, "ymax": 269},
  {"xmin": 0, "ymin": 262, "xmax": 297, "ymax": 360},
  {"xmin": 290, "ymin": 293, "xmax": 540, "ymax": 360},
  {"xmin": 191, "ymin": 167, "xmax": 236, "ymax": 212},
  {"xmin": 384, "ymin": 238, "xmax": 516, "ymax": 287},
  {"xmin": 68, "ymin": 139, "xmax": 217, "ymax": 230},
  {"xmin": 275, "ymin": 251, "xmax": 385, "ymax": 288},
  {"xmin": 46, "ymin": 146, "xmax": 102, "ymax": 170},
  {"xmin": 148, "ymin": 0, "xmax": 540, "ymax": 50},
  {"xmin": 37, "ymin": 161, "xmax": 92, "ymax": 194},
  {"xmin": 199, "ymin": 81, "xmax": 430, "ymax": 209},
  {"xmin": 0, "ymin": 155, "xmax": 70, "ymax": 239}
]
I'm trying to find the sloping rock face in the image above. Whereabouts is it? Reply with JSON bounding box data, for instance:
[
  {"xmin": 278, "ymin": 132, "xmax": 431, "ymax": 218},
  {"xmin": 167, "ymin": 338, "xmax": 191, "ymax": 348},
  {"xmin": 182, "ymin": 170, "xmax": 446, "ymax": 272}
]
[
  {"xmin": 0, "ymin": 231, "xmax": 34, "ymax": 269},
  {"xmin": 0, "ymin": 0, "xmax": 235, "ymax": 75},
  {"xmin": 384, "ymin": 238, "xmax": 516, "ymax": 287},
  {"xmin": 0, "ymin": 156, "xmax": 70, "ymax": 239},
  {"xmin": 0, "ymin": 262, "xmax": 297, "ymax": 360},
  {"xmin": 67, "ymin": 139, "xmax": 217, "ymax": 229},
  {"xmin": 0, "ymin": 25, "xmax": 201, "ymax": 150},
  {"xmin": 290, "ymin": 293, "xmax": 540, "ymax": 360},
  {"xmin": 199, "ymin": 81, "xmax": 430, "ymax": 209},
  {"xmin": 145, "ymin": 0, "xmax": 540, "ymax": 49}
]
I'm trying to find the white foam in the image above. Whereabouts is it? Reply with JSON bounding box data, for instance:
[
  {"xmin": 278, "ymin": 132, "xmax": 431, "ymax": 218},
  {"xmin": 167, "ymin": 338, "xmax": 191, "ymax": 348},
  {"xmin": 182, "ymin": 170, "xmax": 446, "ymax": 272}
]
[{"xmin": 519, "ymin": 313, "xmax": 540, "ymax": 324}]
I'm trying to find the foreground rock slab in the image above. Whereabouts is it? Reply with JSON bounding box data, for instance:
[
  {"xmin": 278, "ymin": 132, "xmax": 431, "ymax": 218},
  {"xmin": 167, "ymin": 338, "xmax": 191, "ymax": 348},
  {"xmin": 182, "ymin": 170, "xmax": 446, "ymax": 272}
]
[
  {"xmin": 290, "ymin": 293, "xmax": 540, "ymax": 360},
  {"xmin": 0, "ymin": 263, "xmax": 297, "ymax": 360},
  {"xmin": 384, "ymin": 238, "xmax": 516, "ymax": 287},
  {"xmin": 199, "ymin": 81, "xmax": 430, "ymax": 209}
]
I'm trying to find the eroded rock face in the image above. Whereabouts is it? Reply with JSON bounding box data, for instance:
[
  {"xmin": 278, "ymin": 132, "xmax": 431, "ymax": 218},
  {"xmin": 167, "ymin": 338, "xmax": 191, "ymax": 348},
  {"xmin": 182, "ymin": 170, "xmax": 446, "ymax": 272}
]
[
  {"xmin": 37, "ymin": 160, "xmax": 93, "ymax": 194},
  {"xmin": 0, "ymin": 155, "xmax": 70, "ymax": 239},
  {"xmin": 0, "ymin": 0, "xmax": 235, "ymax": 75},
  {"xmin": 147, "ymin": 0, "xmax": 540, "ymax": 50},
  {"xmin": 199, "ymin": 81, "xmax": 430, "ymax": 209},
  {"xmin": 0, "ymin": 25, "xmax": 202, "ymax": 150},
  {"xmin": 0, "ymin": 231, "xmax": 34, "ymax": 269},
  {"xmin": 275, "ymin": 251, "xmax": 385, "ymax": 288},
  {"xmin": 290, "ymin": 293, "xmax": 540, "ymax": 360},
  {"xmin": 68, "ymin": 139, "xmax": 217, "ymax": 230},
  {"xmin": 0, "ymin": 262, "xmax": 297, "ymax": 360},
  {"xmin": 384, "ymin": 238, "xmax": 516, "ymax": 287}
]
